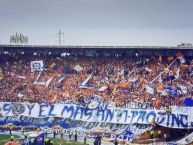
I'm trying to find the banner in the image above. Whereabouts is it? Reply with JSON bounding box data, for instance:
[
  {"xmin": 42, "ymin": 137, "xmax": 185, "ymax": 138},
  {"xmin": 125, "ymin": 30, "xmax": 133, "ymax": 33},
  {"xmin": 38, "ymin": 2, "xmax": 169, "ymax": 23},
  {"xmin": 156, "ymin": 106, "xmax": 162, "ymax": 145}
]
[
  {"xmin": 26, "ymin": 132, "xmax": 45, "ymax": 145},
  {"xmin": 84, "ymin": 95, "xmax": 107, "ymax": 110},
  {"xmin": 79, "ymin": 72, "xmax": 94, "ymax": 88},
  {"xmin": 31, "ymin": 61, "xmax": 44, "ymax": 72},
  {"xmin": 74, "ymin": 65, "xmax": 83, "ymax": 72},
  {"xmin": 146, "ymin": 85, "xmax": 154, "ymax": 95},
  {"xmin": 176, "ymin": 132, "xmax": 193, "ymax": 145},
  {"xmin": 0, "ymin": 102, "xmax": 193, "ymax": 129}
]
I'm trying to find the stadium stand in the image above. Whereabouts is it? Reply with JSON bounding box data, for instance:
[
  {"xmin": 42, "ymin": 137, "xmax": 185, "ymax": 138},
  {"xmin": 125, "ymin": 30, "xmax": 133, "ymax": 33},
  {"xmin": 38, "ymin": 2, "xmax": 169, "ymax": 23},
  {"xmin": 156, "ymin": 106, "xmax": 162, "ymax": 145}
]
[{"xmin": 0, "ymin": 45, "xmax": 193, "ymax": 108}]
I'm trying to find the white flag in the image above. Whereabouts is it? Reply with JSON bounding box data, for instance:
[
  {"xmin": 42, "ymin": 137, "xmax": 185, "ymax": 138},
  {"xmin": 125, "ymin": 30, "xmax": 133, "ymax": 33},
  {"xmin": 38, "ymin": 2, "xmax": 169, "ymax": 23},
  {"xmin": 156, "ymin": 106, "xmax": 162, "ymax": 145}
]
[
  {"xmin": 31, "ymin": 60, "xmax": 44, "ymax": 72},
  {"xmin": 98, "ymin": 86, "xmax": 108, "ymax": 92},
  {"xmin": 45, "ymin": 76, "xmax": 54, "ymax": 88},
  {"xmin": 158, "ymin": 74, "xmax": 162, "ymax": 83},
  {"xmin": 179, "ymin": 85, "xmax": 188, "ymax": 94},
  {"xmin": 146, "ymin": 85, "xmax": 154, "ymax": 95},
  {"xmin": 175, "ymin": 68, "xmax": 180, "ymax": 79},
  {"xmin": 79, "ymin": 72, "xmax": 94, "ymax": 89},
  {"xmin": 74, "ymin": 65, "xmax": 83, "ymax": 72},
  {"xmin": 18, "ymin": 92, "xmax": 24, "ymax": 98}
]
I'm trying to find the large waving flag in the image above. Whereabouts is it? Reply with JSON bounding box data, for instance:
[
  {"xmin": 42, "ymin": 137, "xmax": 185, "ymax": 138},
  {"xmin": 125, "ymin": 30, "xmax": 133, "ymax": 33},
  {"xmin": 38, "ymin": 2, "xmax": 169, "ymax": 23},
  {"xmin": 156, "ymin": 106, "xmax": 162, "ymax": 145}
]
[
  {"xmin": 146, "ymin": 85, "xmax": 154, "ymax": 95},
  {"xmin": 45, "ymin": 76, "xmax": 54, "ymax": 88},
  {"xmin": 79, "ymin": 72, "xmax": 94, "ymax": 89},
  {"xmin": 55, "ymin": 75, "xmax": 67, "ymax": 88},
  {"xmin": 164, "ymin": 86, "xmax": 177, "ymax": 97}
]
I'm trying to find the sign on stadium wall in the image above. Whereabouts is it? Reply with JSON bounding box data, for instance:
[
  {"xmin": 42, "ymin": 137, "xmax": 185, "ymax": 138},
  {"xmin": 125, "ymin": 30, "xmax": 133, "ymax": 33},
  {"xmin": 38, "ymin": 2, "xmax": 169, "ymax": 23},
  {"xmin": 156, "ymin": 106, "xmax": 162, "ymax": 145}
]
[{"xmin": 0, "ymin": 102, "xmax": 193, "ymax": 129}]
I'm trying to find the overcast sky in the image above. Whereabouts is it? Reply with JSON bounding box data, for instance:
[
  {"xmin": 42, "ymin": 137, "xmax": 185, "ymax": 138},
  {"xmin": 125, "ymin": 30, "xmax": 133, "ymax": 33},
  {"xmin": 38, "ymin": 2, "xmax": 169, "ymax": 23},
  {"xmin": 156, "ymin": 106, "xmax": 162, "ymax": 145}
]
[{"xmin": 0, "ymin": 0, "xmax": 193, "ymax": 46}]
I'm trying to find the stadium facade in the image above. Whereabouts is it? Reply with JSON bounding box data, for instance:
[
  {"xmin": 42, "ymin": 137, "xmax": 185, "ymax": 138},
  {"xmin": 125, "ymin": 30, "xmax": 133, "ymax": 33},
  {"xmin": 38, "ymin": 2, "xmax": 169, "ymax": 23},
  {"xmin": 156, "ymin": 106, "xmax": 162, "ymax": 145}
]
[{"xmin": 0, "ymin": 44, "xmax": 193, "ymax": 57}]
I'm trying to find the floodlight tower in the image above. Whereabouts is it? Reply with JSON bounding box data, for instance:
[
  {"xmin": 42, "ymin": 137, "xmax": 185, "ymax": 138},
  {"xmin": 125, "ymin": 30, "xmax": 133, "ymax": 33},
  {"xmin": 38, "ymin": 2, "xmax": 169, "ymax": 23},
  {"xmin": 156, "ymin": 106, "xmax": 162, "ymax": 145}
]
[{"xmin": 57, "ymin": 29, "xmax": 64, "ymax": 46}]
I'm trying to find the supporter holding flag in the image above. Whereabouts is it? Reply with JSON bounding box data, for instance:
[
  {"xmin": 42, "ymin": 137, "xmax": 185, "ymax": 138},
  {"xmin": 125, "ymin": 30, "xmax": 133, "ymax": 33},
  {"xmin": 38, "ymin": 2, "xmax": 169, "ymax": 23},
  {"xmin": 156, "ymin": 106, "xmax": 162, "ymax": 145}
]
[
  {"xmin": 167, "ymin": 56, "xmax": 174, "ymax": 63},
  {"xmin": 22, "ymin": 132, "xmax": 45, "ymax": 145},
  {"xmin": 55, "ymin": 75, "xmax": 66, "ymax": 89},
  {"xmin": 176, "ymin": 52, "xmax": 186, "ymax": 63},
  {"xmin": 50, "ymin": 62, "xmax": 59, "ymax": 71},
  {"xmin": 164, "ymin": 67, "xmax": 169, "ymax": 73},
  {"xmin": 164, "ymin": 86, "xmax": 177, "ymax": 97},
  {"xmin": 158, "ymin": 74, "xmax": 163, "ymax": 83},
  {"xmin": 158, "ymin": 56, "xmax": 162, "ymax": 64},
  {"xmin": 154, "ymin": 98, "xmax": 161, "ymax": 109},
  {"xmin": 166, "ymin": 70, "xmax": 175, "ymax": 83},
  {"xmin": 156, "ymin": 83, "xmax": 164, "ymax": 94},
  {"xmin": 50, "ymin": 94, "xmax": 58, "ymax": 103},
  {"xmin": 146, "ymin": 85, "xmax": 154, "ymax": 95},
  {"xmin": 175, "ymin": 68, "xmax": 180, "ymax": 79},
  {"xmin": 119, "ymin": 81, "xmax": 130, "ymax": 90}
]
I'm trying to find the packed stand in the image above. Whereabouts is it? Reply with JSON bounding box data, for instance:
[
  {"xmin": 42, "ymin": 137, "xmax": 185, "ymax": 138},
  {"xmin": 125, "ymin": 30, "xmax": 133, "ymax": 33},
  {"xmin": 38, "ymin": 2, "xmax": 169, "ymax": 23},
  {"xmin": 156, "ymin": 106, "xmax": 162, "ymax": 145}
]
[{"xmin": 0, "ymin": 53, "xmax": 193, "ymax": 109}]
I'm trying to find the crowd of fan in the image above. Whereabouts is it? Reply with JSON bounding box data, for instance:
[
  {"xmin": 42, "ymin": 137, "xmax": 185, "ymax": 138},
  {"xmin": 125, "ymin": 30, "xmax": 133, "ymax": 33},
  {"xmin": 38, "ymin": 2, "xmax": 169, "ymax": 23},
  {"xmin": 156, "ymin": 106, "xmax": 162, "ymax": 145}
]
[{"xmin": 0, "ymin": 53, "xmax": 193, "ymax": 109}]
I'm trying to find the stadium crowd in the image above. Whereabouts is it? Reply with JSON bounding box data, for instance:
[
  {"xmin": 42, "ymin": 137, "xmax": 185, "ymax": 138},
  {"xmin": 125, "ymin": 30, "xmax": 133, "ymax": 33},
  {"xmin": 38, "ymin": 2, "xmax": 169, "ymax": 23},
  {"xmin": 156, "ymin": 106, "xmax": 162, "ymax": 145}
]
[{"xmin": 0, "ymin": 53, "xmax": 193, "ymax": 109}]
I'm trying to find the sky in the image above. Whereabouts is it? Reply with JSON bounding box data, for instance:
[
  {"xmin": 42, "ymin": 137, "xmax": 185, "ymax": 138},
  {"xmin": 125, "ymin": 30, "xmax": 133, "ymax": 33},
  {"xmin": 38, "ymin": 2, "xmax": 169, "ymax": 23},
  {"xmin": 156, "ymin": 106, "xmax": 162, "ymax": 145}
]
[{"xmin": 0, "ymin": 0, "xmax": 193, "ymax": 46}]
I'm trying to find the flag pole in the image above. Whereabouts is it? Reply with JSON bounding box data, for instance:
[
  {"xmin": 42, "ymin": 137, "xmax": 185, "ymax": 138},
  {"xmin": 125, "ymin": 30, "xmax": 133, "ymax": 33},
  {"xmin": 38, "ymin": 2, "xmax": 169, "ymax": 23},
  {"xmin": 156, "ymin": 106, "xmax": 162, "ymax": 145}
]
[{"xmin": 148, "ymin": 58, "xmax": 178, "ymax": 85}]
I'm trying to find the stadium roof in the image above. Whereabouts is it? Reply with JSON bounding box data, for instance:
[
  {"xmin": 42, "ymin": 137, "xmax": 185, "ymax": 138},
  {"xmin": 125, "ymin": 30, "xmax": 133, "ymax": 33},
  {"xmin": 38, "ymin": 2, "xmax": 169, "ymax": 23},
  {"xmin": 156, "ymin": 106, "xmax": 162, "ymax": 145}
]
[{"xmin": 0, "ymin": 44, "xmax": 193, "ymax": 50}]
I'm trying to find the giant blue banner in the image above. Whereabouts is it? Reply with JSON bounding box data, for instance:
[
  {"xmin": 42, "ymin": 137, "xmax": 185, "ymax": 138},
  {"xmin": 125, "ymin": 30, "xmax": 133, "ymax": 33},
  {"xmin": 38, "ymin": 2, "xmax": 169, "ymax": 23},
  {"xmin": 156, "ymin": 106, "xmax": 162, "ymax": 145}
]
[{"xmin": 0, "ymin": 102, "xmax": 193, "ymax": 129}]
